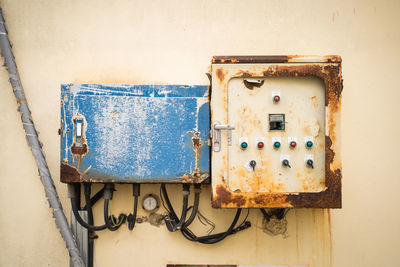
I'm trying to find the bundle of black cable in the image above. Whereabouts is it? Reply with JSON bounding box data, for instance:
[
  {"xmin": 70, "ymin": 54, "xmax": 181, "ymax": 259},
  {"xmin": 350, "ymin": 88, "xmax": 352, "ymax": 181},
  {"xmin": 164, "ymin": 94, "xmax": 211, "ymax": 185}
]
[{"xmin": 161, "ymin": 184, "xmax": 251, "ymax": 244}]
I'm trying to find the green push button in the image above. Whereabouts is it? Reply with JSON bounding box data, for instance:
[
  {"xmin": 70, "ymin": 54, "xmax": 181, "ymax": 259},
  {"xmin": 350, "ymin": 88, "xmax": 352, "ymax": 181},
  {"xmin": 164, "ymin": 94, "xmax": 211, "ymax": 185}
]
[
  {"xmin": 241, "ymin": 142, "xmax": 248, "ymax": 149},
  {"xmin": 273, "ymin": 141, "xmax": 281, "ymax": 149},
  {"xmin": 306, "ymin": 141, "xmax": 313, "ymax": 148}
]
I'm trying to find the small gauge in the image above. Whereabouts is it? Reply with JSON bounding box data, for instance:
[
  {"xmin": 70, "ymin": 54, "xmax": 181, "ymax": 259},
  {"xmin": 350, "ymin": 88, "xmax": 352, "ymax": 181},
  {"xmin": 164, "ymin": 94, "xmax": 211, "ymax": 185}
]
[{"xmin": 142, "ymin": 194, "xmax": 160, "ymax": 212}]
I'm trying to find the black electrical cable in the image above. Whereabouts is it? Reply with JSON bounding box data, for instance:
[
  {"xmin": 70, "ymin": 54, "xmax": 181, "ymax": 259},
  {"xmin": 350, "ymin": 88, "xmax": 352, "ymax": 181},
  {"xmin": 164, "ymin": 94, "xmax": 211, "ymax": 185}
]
[
  {"xmin": 70, "ymin": 184, "xmax": 113, "ymax": 231},
  {"xmin": 180, "ymin": 209, "xmax": 242, "ymax": 244},
  {"xmin": 83, "ymin": 186, "xmax": 105, "ymax": 210},
  {"xmin": 103, "ymin": 184, "xmax": 126, "ymax": 231},
  {"xmin": 128, "ymin": 195, "xmax": 138, "ymax": 230},
  {"xmin": 104, "ymin": 199, "xmax": 111, "ymax": 229},
  {"xmin": 162, "ymin": 184, "xmax": 190, "ymax": 232},
  {"xmin": 73, "ymin": 184, "xmax": 81, "ymax": 209},
  {"xmin": 103, "ymin": 198, "xmax": 125, "ymax": 231},
  {"xmin": 182, "ymin": 184, "xmax": 200, "ymax": 228},
  {"xmin": 161, "ymin": 184, "xmax": 180, "ymax": 233},
  {"xmin": 107, "ymin": 213, "xmax": 127, "ymax": 231},
  {"xmin": 160, "ymin": 184, "xmax": 250, "ymax": 244},
  {"xmin": 171, "ymin": 184, "xmax": 190, "ymax": 231},
  {"xmin": 83, "ymin": 184, "xmax": 94, "ymax": 267},
  {"xmin": 71, "ymin": 198, "xmax": 108, "ymax": 231},
  {"xmin": 128, "ymin": 184, "xmax": 140, "ymax": 231}
]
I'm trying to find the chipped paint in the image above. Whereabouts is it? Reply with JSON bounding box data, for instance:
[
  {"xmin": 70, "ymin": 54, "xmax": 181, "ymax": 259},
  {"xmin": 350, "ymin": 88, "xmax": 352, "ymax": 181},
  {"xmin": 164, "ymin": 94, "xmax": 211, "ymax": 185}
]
[
  {"xmin": 211, "ymin": 56, "xmax": 342, "ymax": 208},
  {"xmin": 60, "ymin": 84, "xmax": 210, "ymax": 184}
]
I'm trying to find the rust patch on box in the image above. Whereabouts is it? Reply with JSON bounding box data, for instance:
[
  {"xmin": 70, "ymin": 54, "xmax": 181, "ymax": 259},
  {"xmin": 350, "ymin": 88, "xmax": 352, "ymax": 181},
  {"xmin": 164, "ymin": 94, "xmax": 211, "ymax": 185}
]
[
  {"xmin": 177, "ymin": 172, "xmax": 210, "ymax": 184},
  {"xmin": 60, "ymin": 163, "xmax": 81, "ymax": 183},
  {"xmin": 216, "ymin": 68, "xmax": 227, "ymax": 83},
  {"xmin": 191, "ymin": 132, "xmax": 202, "ymax": 148},
  {"xmin": 212, "ymin": 184, "xmax": 293, "ymax": 208},
  {"xmin": 187, "ymin": 131, "xmax": 203, "ymax": 181},
  {"xmin": 287, "ymin": 137, "xmax": 341, "ymax": 208},
  {"xmin": 70, "ymin": 143, "xmax": 88, "ymax": 155}
]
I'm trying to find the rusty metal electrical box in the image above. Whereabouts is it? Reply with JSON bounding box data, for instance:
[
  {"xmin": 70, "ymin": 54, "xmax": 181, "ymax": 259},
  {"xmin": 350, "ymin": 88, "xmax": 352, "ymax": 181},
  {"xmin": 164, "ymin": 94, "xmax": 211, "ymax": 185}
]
[
  {"xmin": 210, "ymin": 56, "xmax": 342, "ymax": 208},
  {"xmin": 60, "ymin": 84, "xmax": 210, "ymax": 184}
]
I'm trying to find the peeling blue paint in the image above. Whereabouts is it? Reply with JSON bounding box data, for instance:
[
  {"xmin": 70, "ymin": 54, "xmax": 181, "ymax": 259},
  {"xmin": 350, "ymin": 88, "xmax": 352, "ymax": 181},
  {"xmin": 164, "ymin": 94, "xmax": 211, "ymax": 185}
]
[{"xmin": 61, "ymin": 84, "xmax": 210, "ymax": 183}]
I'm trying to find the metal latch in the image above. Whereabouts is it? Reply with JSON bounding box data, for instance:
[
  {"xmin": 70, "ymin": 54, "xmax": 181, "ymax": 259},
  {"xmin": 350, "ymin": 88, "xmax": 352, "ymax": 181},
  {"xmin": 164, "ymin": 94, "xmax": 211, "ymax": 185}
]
[
  {"xmin": 212, "ymin": 121, "xmax": 235, "ymax": 152},
  {"xmin": 75, "ymin": 118, "xmax": 83, "ymax": 148}
]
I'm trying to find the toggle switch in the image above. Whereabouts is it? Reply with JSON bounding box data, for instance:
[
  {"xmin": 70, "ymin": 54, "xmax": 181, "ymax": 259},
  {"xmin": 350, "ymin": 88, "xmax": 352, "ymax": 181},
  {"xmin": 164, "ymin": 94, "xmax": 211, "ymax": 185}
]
[
  {"xmin": 249, "ymin": 160, "xmax": 257, "ymax": 171},
  {"xmin": 282, "ymin": 159, "xmax": 291, "ymax": 168},
  {"xmin": 306, "ymin": 159, "xmax": 314, "ymax": 169},
  {"xmin": 75, "ymin": 118, "xmax": 83, "ymax": 147}
]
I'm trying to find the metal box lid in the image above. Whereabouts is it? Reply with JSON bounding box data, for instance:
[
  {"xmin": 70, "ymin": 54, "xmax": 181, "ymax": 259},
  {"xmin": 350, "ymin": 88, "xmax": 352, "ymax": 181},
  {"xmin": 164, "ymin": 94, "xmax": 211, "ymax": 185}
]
[{"xmin": 60, "ymin": 84, "xmax": 210, "ymax": 184}]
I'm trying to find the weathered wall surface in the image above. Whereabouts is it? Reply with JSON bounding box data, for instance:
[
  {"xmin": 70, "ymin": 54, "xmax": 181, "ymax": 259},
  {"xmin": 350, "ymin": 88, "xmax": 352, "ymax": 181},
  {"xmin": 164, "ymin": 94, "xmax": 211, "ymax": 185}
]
[{"xmin": 0, "ymin": 0, "xmax": 399, "ymax": 266}]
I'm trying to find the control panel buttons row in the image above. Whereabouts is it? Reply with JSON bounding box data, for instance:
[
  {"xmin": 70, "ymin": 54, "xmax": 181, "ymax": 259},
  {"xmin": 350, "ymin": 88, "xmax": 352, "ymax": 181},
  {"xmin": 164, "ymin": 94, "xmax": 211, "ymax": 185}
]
[
  {"xmin": 247, "ymin": 157, "xmax": 315, "ymax": 171},
  {"xmin": 239, "ymin": 137, "xmax": 314, "ymax": 150}
]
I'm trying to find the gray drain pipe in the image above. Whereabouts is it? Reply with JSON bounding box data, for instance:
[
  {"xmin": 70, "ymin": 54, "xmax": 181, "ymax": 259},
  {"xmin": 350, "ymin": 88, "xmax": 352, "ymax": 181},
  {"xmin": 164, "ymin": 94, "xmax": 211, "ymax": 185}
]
[{"xmin": 0, "ymin": 8, "xmax": 84, "ymax": 267}]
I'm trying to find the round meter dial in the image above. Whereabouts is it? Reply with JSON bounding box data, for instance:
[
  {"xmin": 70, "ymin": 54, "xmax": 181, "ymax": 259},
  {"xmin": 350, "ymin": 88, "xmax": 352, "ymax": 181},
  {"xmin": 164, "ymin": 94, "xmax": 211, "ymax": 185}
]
[{"xmin": 142, "ymin": 194, "xmax": 160, "ymax": 212}]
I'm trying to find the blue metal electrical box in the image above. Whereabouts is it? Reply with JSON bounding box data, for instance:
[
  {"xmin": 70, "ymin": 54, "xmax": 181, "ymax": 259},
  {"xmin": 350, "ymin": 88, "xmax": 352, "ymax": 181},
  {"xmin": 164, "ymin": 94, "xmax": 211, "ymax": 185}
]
[{"xmin": 60, "ymin": 84, "xmax": 210, "ymax": 184}]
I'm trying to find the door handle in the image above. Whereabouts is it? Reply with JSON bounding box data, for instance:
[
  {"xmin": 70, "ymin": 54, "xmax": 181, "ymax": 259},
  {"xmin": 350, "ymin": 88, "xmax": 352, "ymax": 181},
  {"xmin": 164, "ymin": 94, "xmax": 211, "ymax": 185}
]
[{"xmin": 212, "ymin": 121, "xmax": 235, "ymax": 152}]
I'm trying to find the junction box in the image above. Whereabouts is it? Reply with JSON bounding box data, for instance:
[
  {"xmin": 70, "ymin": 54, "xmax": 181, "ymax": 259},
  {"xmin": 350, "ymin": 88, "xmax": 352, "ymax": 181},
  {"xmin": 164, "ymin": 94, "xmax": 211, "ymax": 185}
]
[
  {"xmin": 210, "ymin": 56, "xmax": 342, "ymax": 208},
  {"xmin": 60, "ymin": 56, "xmax": 342, "ymax": 209}
]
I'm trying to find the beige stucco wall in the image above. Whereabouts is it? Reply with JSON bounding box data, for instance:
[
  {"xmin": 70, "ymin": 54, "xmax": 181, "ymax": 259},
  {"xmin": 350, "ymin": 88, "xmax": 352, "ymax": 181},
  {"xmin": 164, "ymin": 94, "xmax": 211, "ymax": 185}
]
[{"xmin": 0, "ymin": 0, "xmax": 399, "ymax": 266}]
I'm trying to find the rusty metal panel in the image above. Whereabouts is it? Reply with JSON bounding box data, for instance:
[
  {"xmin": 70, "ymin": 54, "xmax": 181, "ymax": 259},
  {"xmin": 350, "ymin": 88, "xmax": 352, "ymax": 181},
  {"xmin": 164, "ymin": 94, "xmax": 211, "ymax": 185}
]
[
  {"xmin": 60, "ymin": 84, "xmax": 210, "ymax": 184},
  {"xmin": 210, "ymin": 56, "xmax": 342, "ymax": 208}
]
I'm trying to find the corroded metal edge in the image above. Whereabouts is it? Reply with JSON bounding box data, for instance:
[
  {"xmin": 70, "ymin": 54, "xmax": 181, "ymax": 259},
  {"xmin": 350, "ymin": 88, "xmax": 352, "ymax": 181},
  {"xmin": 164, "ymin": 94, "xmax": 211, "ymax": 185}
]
[
  {"xmin": 211, "ymin": 58, "xmax": 342, "ymax": 209},
  {"xmin": 60, "ymin": 164, "xmax": 210, "ymax": 184},
  {"xmin": 212, "ymin": 55, "xmax": 342, "ymax": 64}
]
